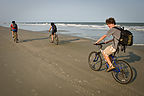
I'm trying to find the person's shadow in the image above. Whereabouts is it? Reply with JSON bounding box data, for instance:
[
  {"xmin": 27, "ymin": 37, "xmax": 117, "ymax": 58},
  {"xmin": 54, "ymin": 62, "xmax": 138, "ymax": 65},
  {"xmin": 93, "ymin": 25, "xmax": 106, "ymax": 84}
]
[
  {"xmin": 21, "ymin": 36, "xmax": 80, "ymax": 45},
  {"xmin": 59, "ymin": 38, "xmax": 80, "ymax": 44},
  {"xmin": 118, "ymin": 52, "xmax": 141, "ymax": 63},
  {"xmin": 117, "ymin": 52, "xmax": 141, "ymax": 83},
  {"xmin": 21, "ymin": 37, "xmax": 48, "ymax": 42}
]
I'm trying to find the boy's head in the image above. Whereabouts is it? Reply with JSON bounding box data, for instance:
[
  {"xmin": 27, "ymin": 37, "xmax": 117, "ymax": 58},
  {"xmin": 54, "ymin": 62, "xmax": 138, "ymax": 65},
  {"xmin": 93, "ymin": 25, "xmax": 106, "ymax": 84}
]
[
  {"xmin": 106, "ymin": 17, "xmax": 116, "ymax": 28},
  {"xmin": 51, "ymin": 22, "xmax": 54, "ymax": 26},
  {"xmin": 106, "ymin": 17, "xmax": 116, "ymax": 25},
  {"xmin": 12, "ymin": 21, "xmax": 15, "ymax": 24}
]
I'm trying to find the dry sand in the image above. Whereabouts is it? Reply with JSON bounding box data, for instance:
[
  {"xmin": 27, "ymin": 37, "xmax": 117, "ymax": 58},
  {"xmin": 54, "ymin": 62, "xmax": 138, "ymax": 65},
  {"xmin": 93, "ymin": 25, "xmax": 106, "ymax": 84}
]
[{"xmin": 0, "ymin": 26, "xmax": 144, "ymax": 96}]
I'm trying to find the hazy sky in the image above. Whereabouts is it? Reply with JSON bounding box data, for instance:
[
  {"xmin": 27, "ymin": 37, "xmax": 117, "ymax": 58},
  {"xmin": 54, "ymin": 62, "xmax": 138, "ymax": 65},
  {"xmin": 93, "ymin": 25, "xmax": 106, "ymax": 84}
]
[{"xmin": 0, "ymin": 0, "xmax": 144, "ymax": 22}]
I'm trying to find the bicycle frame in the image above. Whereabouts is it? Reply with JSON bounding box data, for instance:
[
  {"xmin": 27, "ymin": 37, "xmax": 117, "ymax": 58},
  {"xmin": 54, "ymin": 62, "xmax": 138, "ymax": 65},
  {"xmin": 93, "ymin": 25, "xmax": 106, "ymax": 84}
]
[
  {"xmin": 95, "ymin": 43, "xmax": 122, "ymax": 72},
  {"xmin": 93, "ymin": 52, "xmax": 101, "ymax": 62},
  {"xmin": 105, "ymin": 55, "xmax": 121, "ymax": 73}
]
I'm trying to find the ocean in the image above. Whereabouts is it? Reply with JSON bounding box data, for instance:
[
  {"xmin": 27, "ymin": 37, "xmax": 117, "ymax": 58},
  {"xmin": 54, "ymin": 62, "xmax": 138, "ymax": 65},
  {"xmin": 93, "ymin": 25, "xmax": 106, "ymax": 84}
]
[{"xmin": 2, "ymin": 22, "xmax": 144, "ymax": 45}]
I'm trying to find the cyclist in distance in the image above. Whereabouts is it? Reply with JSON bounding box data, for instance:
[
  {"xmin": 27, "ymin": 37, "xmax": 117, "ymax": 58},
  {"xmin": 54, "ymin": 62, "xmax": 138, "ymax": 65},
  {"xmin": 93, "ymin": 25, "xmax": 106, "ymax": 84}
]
[
  {"xmin": 10, "ymin": 21, "xmax": 18, "ymax": 40},
  {"xmin": 94, "ymin": 17, "xmax": 121, "ymax": 72},
  {"xmin": 48, "ymin": 22, "xmax": 57, "ymax": 43}
]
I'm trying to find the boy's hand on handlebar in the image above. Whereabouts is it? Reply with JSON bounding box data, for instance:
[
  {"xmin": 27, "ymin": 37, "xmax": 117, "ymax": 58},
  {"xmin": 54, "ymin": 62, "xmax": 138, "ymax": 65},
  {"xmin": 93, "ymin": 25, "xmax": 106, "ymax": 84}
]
[
  {"xmin": 104, "ymin": 41, "xmax": 107, "ymax": 44},
  {"xmin": 93, "ymin": 43, "xmax": 97, "ymax": 45},
  {"xmin": 93, "ymin": 42, "xmax": 105, "ymax": 45},
  {"xmin": 93, "ymin": 42, "xmax": 99, "ymax": 45}
]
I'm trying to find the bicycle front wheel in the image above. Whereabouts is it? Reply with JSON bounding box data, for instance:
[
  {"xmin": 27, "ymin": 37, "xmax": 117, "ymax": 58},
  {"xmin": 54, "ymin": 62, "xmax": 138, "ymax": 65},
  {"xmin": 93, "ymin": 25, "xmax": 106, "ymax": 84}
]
[
  {"xmin": 112, "ymin": 60, "xmax": 133, "ymax": 84},
  {"xmin": 88, "ymin": 51, "xmax": 102, "ymax": 71},
  {"xmin": 48, "ymin": 34, "xmax": 52, "ymax": 42}
]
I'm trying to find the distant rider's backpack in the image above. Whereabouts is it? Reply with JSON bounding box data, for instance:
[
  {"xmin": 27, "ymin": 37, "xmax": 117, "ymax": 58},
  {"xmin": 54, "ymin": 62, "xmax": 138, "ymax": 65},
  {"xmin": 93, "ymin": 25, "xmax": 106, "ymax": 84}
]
[
  {"xmin": 13, "ymin": 23, "xmax": 17, "ymax": 29},
  {"xmin": 53, "ymin": 25, "xmax": 57, "ymax": 32},
  {"xmin": 114, "ymin": 27, "xmax": 133, "ymax": 52}
]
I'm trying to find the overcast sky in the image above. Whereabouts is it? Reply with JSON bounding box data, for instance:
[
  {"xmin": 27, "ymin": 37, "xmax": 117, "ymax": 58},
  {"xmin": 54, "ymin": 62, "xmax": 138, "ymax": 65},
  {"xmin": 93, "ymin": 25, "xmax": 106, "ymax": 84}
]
[{"xmin": 0, "ymin": 0, "xmax": 144, "ymax": 22}]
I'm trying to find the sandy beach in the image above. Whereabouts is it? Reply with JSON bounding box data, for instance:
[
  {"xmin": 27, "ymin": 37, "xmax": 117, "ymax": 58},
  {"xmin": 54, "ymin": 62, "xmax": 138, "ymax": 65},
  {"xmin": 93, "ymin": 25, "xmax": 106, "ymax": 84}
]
[{"xmin": 0, "ymin": 26, "xmax": 144, "ymax": 96}]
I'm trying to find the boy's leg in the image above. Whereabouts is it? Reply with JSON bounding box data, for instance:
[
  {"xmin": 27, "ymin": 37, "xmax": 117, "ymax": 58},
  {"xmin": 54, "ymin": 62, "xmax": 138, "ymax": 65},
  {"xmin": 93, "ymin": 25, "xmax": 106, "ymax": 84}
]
[
  {"xmin": 54, "ymin": 33, "xmax": 56, "ymax": 38},
  {"xmin": 102, "ymin": 45, "xmax": 116, "ymax": 71},
  {"xmin": 15, "ymin": 32, "xmax": 17, "ymax": 37},
  {"xmin": 51, "ymin": 34, "xmax": 54, "ymax": 42},
  {"xmin": 16, "ymin": 32, "xmax": 18, "ymax": 40},
  {"xmin": 12, "ymin": 31, "xmax": 14, "ymax": 37}
]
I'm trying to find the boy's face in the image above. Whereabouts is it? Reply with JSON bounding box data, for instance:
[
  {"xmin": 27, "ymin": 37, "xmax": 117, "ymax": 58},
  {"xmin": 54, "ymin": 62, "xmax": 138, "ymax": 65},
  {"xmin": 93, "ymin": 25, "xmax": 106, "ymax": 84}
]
[{"xmin": 107, "ymin": 24, "xmax": 114, "ymax": 29}]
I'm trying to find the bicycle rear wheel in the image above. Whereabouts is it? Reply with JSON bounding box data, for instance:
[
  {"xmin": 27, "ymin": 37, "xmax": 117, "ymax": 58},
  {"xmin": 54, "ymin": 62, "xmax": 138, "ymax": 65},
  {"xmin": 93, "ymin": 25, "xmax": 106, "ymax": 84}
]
[
  {"xmin": 13, "ymin": 32, "xmax": 18, "ymax": 43},
  {"xmin": 54, "ymin": 35, "xmax": 59, "ymax": 45},
  {"xmin": 112, "ymin": 60, "xmax": 133, "ymax": 84},
  {"xmin": 88, "ymin": 51, "xmax": 102, "ymax": 71}
]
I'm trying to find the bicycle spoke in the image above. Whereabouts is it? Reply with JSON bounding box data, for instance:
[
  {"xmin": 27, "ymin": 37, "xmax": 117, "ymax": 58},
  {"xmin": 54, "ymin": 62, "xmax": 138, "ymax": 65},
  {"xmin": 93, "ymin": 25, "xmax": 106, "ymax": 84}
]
[
  {"xmin": 88, "ymin": 52, "xmax": 102, "ymax": 71},
  {"xmin": 112, "ymin": 60, "xmax": 133, "ymax": 84}
]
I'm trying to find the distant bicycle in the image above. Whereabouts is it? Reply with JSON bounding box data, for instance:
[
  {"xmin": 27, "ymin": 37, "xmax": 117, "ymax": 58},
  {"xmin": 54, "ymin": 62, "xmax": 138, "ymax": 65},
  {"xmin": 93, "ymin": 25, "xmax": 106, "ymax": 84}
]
[
  {"xmin": 48, "ymin": 32, "xmax": 59, "ymax": 45},
  {"xmin": 88, "ymin": 43, "xmax": 133, "ymax": 84}
]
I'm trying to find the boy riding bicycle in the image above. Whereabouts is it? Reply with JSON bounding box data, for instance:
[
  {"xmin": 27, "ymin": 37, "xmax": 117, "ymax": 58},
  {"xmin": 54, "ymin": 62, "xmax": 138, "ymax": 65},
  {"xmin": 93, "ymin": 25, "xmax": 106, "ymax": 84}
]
[
  {"xmin": 10, "ymin": 21, "xmax": 18, "ymax": 42},
  {"xmin": 94, "ymin": 17, "xmax": 121, "ymax": 72},
  {"xmin": 48, "ymin": 22, "xmax": 57, "ymax": 43}
]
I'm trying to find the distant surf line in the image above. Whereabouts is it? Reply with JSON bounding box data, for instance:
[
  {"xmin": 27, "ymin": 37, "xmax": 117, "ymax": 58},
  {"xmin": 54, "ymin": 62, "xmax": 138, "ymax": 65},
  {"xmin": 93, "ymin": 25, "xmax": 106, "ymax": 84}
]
[{"xmin": 133, "ymin": 44, "xmax": 144, "ymax": 46}]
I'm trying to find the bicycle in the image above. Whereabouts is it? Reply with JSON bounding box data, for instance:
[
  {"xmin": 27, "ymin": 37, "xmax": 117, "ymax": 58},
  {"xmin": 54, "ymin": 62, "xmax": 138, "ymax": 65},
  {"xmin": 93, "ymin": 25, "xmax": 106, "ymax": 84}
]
[
  {"xmin": 48, "ymin": 32, "xmax": 59, "ymax": 45},
  {"xmin": 88, "ymin": 43, "xmax": 133, "ymax": 84}
]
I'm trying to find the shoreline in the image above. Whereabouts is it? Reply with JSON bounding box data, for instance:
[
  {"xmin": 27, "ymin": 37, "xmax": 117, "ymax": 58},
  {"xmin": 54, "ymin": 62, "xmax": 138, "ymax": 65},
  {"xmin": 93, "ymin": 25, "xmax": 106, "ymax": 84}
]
[
  {"xmin": 1, "ymin": 24, "xmax": 144, "ymax": 46},
  {"xmin": 1, "ymin": 25, "xmax": 144, "ymax": 45}
]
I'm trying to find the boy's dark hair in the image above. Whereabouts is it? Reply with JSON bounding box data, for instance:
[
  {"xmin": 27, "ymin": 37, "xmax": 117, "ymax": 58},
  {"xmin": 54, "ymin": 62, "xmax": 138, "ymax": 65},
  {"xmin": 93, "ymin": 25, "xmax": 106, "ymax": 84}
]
[
  {"xmin": 51, "ymin": 22, "xmax": 54, "ymax": 26},
  {"xmin": 12, "ymin": 21, "xmax": 15, "ymax": 24},
  {"xmin": 106, "ymin": 17, "xmax": 116, "ymax": 25}
]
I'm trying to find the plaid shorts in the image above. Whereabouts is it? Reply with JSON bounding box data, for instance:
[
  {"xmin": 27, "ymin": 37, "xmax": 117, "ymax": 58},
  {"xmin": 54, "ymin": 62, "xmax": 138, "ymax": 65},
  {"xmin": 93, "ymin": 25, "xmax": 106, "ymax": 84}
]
[{"xmin": 103, "ymin": 45, "xmax": 116, "ymax": 55}]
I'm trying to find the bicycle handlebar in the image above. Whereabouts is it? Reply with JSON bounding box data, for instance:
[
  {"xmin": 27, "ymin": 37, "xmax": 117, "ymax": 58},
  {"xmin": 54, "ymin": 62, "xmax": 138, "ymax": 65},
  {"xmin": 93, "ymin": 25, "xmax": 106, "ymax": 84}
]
[
  {"xmin": 94, "ymin": 42, "xmax": 105, "ymax": 45},
  {"xmin": 93, "ymin": 42, "xmax": 105, "ymax": 49}
]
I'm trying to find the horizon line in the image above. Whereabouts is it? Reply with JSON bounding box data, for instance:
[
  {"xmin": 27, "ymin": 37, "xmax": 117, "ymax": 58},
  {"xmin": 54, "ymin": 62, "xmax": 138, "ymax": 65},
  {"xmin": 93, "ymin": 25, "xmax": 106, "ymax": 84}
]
[{"xmin": 16, "ymin": 21, "xmax": 144, "ymax": 23}]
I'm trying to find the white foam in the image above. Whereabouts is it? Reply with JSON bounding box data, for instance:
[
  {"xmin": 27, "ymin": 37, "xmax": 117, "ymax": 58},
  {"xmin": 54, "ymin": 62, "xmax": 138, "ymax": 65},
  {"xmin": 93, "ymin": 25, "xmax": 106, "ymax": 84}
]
[
  {"xmin": 20, "ymin": 23, "xmax": 50, "ymax": 26},
  {"xmin": 19, "ymin": 23, "xmax": 144, "ymax": 32},
  {"xmin": 133, "ymin": 44, "xmax": 144, "ymax": 46},
  {"xmin": 56, "ymin": 23, "xmax": 107, "ymax": 30},
  {"xmin": 124, "ymin": 26, "xmax": 144, "ymax": 31}
]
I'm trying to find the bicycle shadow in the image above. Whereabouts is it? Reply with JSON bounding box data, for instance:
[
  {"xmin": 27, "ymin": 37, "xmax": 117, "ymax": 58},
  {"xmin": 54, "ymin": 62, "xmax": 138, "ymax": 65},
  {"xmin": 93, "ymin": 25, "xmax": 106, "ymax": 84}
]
[
  {"xmin": 21, "ymin": 37, "xmax": 48, "ymax": 43},
  {"xmin": 118, "ymin": 52, "xmax": 141, "ymax": 63},
  {"xmin": 59, "ymin": 38, "xmax": 80, "ymax": 45},
  {"xmin": 130, "ymin": 67, "xmax": 137, "ymax": 83}
]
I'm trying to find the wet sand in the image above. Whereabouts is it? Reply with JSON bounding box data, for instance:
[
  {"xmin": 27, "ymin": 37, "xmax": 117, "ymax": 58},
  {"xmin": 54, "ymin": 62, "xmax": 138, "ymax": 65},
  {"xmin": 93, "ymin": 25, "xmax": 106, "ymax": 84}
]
[{"xmin": 0, "ymin": 26, "xmax": 144, "ymax": 96}]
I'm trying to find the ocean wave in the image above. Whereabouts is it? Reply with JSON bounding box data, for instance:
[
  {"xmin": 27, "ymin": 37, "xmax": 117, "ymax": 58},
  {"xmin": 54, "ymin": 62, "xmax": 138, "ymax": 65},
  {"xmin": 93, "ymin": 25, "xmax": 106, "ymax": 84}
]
[
  {"xmin": 58, "ymin": 24, "xmax": 144, "ymax": 31},
  {"xmin": 133, "ymin": 44, "xmax": 144, "ymax": 46},
  {"xmin": 20, "ymin": 23, "xmax": 50, "ymax": 26},
  {"xmin": 122, "ymin": 26, "xmax": 144, "ymax": 31},
  {"xmin": 57, "ymin": 23, "xmax": 108, "ymax": 30},
  {"xmin": 19, "ymin": 22, "xmax": 144, "ymax": 32}
]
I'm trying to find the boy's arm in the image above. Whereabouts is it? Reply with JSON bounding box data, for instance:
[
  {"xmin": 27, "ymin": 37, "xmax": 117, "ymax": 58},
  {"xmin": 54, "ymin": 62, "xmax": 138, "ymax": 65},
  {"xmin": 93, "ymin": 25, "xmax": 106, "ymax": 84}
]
[
  {"xmin": 105, "ymin": 39, "xmax": 113, "ymax": 44},
  {"xmin": 10, "ymin": 24, "xmax": 12, "ymax": 31},
  {"xmin": 95, "ymin": 35, "xmax": 107, "ymax": 44},
  {"xmin": 48, "ymin": 26, "xmax": 52, "ymax": 32}
]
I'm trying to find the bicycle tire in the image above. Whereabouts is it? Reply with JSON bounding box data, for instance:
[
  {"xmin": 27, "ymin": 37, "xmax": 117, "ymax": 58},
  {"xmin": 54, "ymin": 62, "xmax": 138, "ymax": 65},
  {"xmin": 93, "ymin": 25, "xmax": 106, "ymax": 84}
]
[
  {"xmin": 48, "ymin": 34, "xmax": 52, "ymax": 42},
  {"xmin": 13, "ymin": 32, "xmax": 18, "ymax": 43},
  {"xmin": 54, "ymin": 35, "xmax": 59, "ymax": 45},
  {"xmin": 111, "ymin": 60, "xmax": 133, "ymax": 84},
  {"xmin": 88, "ymin": 51, "xmax": 102, "ymax": 71}
]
